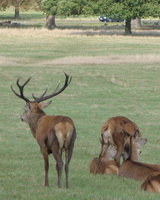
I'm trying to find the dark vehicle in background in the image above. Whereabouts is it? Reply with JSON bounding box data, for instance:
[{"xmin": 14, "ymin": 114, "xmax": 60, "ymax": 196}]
[{"xmin": 99, "ymin": 14, "xmax": 123, "ymax": 22}]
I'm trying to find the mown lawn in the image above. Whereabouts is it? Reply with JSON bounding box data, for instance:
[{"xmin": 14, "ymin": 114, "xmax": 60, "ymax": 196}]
[{"xmin": 0, "ymin": 28, "xmax": 160, "ymax": 200}]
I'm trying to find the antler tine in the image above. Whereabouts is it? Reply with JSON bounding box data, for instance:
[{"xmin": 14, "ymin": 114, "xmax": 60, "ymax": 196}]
[
  {"xmin": 53, "ymin": 80, "xmax": 60, "ymax": 93},
  {"xmin": 35, "ymin": 72, "xmax": 72, "ymax": 103},
  {"xmin": 10, "ymin": 74, "xmax": 35, "ymax": 102},
  {"xmin": 32, "ymin": 85, "xmax": 48, "ymax": 100},
  {"xmin": 18, "ymin": 73, "xmax": 35, "ymax": 88}
]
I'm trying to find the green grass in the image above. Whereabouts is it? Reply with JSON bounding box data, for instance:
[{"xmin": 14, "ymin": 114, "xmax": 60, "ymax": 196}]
[{"xmin": 0, "ymin": 28, "xmax": 160, "ymax": 200}]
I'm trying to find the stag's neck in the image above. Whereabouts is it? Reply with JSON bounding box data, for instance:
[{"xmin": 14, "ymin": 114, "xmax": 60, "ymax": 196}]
[
  {"xmin": 128, "ymin": 137, "xmax": 139, "ymax": 162},
  {"xmin": 28, "ymin": 110, "xmax": 46, "ymax": 138}
]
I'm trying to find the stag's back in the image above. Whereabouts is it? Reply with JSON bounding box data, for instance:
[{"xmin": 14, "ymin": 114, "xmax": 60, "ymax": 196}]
[{"xmin": 36, "ymin": 115, "xmax": 76, "ymax": 150}]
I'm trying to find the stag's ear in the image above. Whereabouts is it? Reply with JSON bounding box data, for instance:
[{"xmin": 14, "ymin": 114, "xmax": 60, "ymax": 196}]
[
  {"xmin": 41, "ymin": 101, "xmax": 52, "ymax": 109},
  {"xmin": 26, "ymin": 102, "xmax": 31, "ymax": 109}
]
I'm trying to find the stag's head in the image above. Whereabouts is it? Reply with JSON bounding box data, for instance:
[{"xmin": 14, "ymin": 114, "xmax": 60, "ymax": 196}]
[{"xmin": 10, "ymin": 72, "xmax": 72, "ymax": 124}]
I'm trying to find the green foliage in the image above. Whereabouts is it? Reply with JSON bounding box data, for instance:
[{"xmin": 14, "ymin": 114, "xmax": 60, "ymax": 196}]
[
  {"xmin": 42, "ymin": 0, "xmax": 100, "ymax": 16},
  {"xmin": 97, "ymin": 0, "xmax": 160, "ymax": 20},
  {"xmin": 0, "ymin": 0, "xmax": 42, "ymax": 11},
  {"xmin": 57, "ymin": 0, "xmax": 88, "ymax": 16},
  {"xmin": 0, "ymin": 0, "xmax": 8, "ymax": 10},
  {"xmin": 41, "ymin": 0, "xmax": 58, "ymax": 16}
]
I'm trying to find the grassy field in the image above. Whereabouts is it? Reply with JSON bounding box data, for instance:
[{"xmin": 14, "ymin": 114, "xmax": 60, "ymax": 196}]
[{"xmin": 0, "ymin": 25, "xmax": 160, "ymax": 200}]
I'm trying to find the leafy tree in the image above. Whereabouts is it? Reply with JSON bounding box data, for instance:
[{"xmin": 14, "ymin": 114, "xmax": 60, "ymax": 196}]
[
  {"xmin": 57, "ymin": 0, "xmax": 88, "ymax": 16},
  {"xmin": 41, "ymin": 0, "xmax": 58, "ymax": 28},
  {"xmin": 97, "ymin": 0, "xmax": 160, "ymax": 35},
  {"xmin": 0, "ymin": 0, "xmax": 41, "ymax": 18},
  {"xmin": 41, "ymin": 0, "xmax": 98, "ymax": 27},
  {"xmin": 0, "ymin": 0, "xmax": 8, "ymax": 10}
]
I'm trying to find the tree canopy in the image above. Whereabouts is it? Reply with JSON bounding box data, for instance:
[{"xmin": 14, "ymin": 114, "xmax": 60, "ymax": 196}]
[{"xmin": 0, "ymin": 0, "xmax": 41, "ymax": 18}]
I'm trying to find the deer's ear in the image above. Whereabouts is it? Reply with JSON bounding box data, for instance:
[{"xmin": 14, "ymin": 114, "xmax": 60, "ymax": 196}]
[
  {"xmin": 134, "ymin": 130, "xmax": 139, "ymax": 138},
  {"xmin": 41, "ymin": 101, "xmax": 52, "ymax": 109}
]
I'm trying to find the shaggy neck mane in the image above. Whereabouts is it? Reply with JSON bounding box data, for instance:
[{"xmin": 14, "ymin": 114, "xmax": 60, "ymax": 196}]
[{"xmin": 28, "ymin": 107, "xmax": 46, "ymax": 138}]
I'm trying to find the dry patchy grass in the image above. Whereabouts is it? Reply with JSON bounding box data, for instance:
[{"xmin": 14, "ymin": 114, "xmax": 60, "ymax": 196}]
[
  {"xmin": 1, "ymin": 55, "xmax": 160, "ymax": 67},
  {"xmin": 0, "ymin": 27, "xmax": 160, "ymax": 37}
]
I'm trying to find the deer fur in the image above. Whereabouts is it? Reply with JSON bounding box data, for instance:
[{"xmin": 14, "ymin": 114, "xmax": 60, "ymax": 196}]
[
  {"xmin": 141, "ymin": 172, "xmax": 160, "ymax": 193},
  {"xmin": 100, "ymin": 116, "xmax": 147, "ymax": 167},
  {"xmin": 11, "ymin": 73, "xmax": 76, "ymax": 188},
  {"xmin": 118, "ymin": 133, "xmax": 160, "ymax": 181},
  {"xmin": 90, "ymin": 143, "xmax": 118, "ymax": 175}
]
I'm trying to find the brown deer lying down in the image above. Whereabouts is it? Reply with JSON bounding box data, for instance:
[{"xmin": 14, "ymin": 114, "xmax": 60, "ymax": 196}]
[
  {"xmin": 118, "ymin": 132, "xmax": 160, "ymax": 181},
  {"xmin": 141, "ymin": 172, "xmax": 160, "ymax": 193},
  {"xmin": 90, "ymin": 140, "xmax": 118, "ymax": 175},
  {"xmin": 10, "ymin": 72, "xmax": 76, "ymax": 188},
  {"xmin": 100, "ymin": 116, "xmax": 147, "ymax": 167}
]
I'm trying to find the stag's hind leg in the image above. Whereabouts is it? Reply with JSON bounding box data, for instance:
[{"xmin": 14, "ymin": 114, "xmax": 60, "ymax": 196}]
[
  {"xmin": 55, "ymin": 155, "xmax": 63, "ymax": 188},
  {"xmin": 65, "ymin": 129, "xmax": 76, "ymax": 188},
  {"xmin": 52, "ymin": 139, "xmax": 63, "ymax": 188},
  {"xmin": 41, "ymin": 146, "xmax": 49, "ymax": 186}
]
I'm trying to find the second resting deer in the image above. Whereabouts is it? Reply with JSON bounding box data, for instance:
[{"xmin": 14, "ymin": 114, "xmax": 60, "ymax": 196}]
[{"xmin": 118, "ymin": 131, "xmax": 160, "ymax": 181}]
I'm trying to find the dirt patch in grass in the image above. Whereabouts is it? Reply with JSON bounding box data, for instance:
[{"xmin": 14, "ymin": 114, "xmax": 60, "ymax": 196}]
[
  {"xmin": 0, "ymin": 56, "xmax": 22, "ymax": 67},
  {"xmin": 40, "ymin": 55, "xmax": 160, "ymax": 66},
  {"xmin": 1, "ymin": 55, "xmax": 160, "ymax": 67}
]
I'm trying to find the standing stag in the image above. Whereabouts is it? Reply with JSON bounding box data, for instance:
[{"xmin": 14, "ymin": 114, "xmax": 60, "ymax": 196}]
[{"xmin": 10, "ymin": 72, "xmax": 76, "ymax": 188}]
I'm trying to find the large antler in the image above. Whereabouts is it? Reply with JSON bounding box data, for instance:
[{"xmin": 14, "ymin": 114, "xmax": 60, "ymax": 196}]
[
  {"xmin": 32, "ymin": 72, "xmax": 72, "ymax": 103},
  {"xmin": 10, "ymin": 74, "xmax": 34, "ymax": 102},
  {"xmin": 11, "ymin": 72, "xmax": 72, "ymax": 103}
]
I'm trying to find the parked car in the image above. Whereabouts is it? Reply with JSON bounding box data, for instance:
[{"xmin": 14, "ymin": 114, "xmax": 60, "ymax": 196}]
[{"xmin": 99, "ymin": 14, "xmax": 123, "ymax": 22}]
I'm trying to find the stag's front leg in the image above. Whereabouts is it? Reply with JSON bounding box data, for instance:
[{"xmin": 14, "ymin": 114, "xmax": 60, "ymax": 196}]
[{"xmin": 41, "ymin": 146, "xmax": 49, "ymax": 186}]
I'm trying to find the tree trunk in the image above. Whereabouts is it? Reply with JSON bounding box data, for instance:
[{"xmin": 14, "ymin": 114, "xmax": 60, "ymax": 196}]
[
  {"xmin": 15, "ymin": 2, "xmax": 20, "ymax": 19},
  {"xmin": 136, "ymin": 18, "xmax": 141, "ymax": 27},
  {"xmin": 46, "ymin": 15, "xmax": 56, "ymax": 29},
  {"xmin": 124, "ymin": 19, "xmax": 132, "ymax": 35}
]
